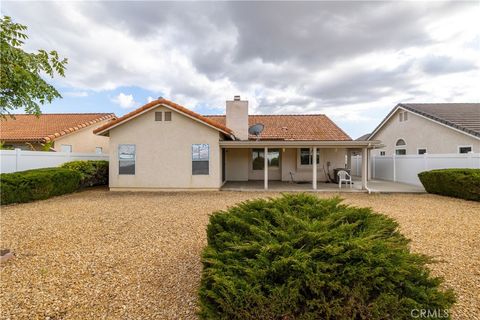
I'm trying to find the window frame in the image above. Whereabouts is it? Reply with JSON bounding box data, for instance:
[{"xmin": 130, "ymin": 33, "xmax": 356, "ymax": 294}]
[
  {"xmin": 395, "ymin": 149, "xmax": 406, "ymax": 156},
  {"xmin": 192, "ymin": 144, "xmax": 209, "ymax": 175},
  {"xmin": 458, "ymin": 145, "xmax": 473, "ymax": 154},
  {"xmin": 164, "ymin": 111, "xmax": 172, "ymax": 121},
  {"xmin": 61, "ymin": 144, "xmax": 72, "ymax": 153},
  {"xmin": 380, "ymin": 151, "xmax": 386, "ymax": 156},
  {"xmin": 118, "ymin": 144, "xmax": 136, "ymax": 175},
  {"xmin": 252, "ymin": 148, "xmax": 265, "ymax": 171},
  {"xmin": 299, "ymin": 148, "xmax": 320, "ymax": 166},
  {"xmin": 417, "ymin": 148, "xmax": 427, "ymax": 155},
  {"xmin": 155, "ymin": 112, "xmax": 163, "ymax": 121}
]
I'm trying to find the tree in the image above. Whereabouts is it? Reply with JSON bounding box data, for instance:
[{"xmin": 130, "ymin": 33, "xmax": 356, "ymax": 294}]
[{"xmin": 0, "ymin": 16, "xmax": 68, "ymax": 116}]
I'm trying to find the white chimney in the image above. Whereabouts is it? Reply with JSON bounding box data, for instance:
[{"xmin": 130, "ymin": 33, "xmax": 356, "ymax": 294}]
[{"xmin": 226, "ymin": 96, "xmax": 248, "ymax": 140}]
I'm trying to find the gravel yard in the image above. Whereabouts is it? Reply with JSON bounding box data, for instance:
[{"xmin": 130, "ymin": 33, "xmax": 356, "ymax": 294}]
[{"xmin": 1, "ymin": 189, "xmax": 479, "ymax": 319}]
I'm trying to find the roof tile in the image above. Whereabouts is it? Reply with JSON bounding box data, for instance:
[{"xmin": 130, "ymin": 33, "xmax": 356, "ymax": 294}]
[
  {"xmin": 206, "ymin": 115, "xmax": 351, "ymax": 141},
  {"xmin": 0, "ymin": 113, "xmax": 116, "ymax": 142}
]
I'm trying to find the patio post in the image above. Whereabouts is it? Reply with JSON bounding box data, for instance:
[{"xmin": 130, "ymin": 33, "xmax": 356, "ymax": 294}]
[
  {"xmin": 312, "ymin": 147, "xmax": 317, "ymax": 190},
  {"xmin": 264, "ymin": 147, "xmax": 268, "ymax": 190},
  {"xmin": 361, "ymin": 147, "xmax": 368, "ymax": 190}
]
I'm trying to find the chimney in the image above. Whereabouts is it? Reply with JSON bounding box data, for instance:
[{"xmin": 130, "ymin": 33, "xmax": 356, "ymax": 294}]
[{"xmin": 226, "ymin": 95, "xmax": 248, "ymax": 140}]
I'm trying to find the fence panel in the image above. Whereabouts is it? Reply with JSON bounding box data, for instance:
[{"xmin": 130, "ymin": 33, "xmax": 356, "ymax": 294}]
[
  {"xmin": 1, "ymin": 149, "xmax": 109, "ymax": 173},
  {"xmin": 372, "ymin": 156, "xmax": 394, "ymax": 181},
  {"xmin": 351, "ymin": 153, "xmax": 479, "ymax": 186}
]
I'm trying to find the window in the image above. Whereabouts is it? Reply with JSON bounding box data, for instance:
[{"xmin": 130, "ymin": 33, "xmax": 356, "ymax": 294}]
[
  {"xmin": 395, "ymin": 139, "xmax": 406, "ymax": 146},
  {"xmin": 267, "ymin": 149, "xmax": 280, "ymax": 167},
  {"xmin": 417, "ymin": 148, "xmax": 427, "ymax": 155},
  {"xmin": 404, "ymin": 112, "xmax": 408, "ymax": 121},
  {"xmin": 252, "ymin": 149, "xmax": 264, "ymax": 170},
  {"xmin": 119, "ymin": 144, "xmax": 135, "ymax": 175},
  {"xmin": 95, "ymin": 147, "xmax": 103, "ymax": 154},
  {"xmin": 458, "ymin": 146, "xmax": 472, "ymax": 154},
  {"xmin": 192, "ymin": 144, "xmax": 209, "ymax": 175},
  {"xmin": 399, "ymin": 113, "xmax": 403, "ymax": 122},
  {"xmin": 395, "ymin": 149, "xmax": 406, "ymax": 155},
  {"xmin": 155, "ymin": 112, "xmax": 162, "ymax": 121},
  {"xmin": 300, "ymin": 148, "xmax": 320, "ymax": 165},
  {"xmin": 61, "ymin": 144, "xmax": 72, "ymax": 153},
  {"xmin": 399, "ymin": 111, "xmax": 408, "ymax": 122},
  {"xmin": 252, "ymin": 149, "xmax": 281, "ymax": 170},
  {"xmin": 164, "ymin": 111, "xmax": 172, "ymax": 121},
  {"xmin": 380, "ymin": 151, "xmax": 386, "ymax": 156}
]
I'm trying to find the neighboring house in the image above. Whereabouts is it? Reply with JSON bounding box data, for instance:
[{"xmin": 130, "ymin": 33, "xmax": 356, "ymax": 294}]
[
  {"xmin": 94, "ymin": 96, "xmax": 380, "ymax": 191},
  {"xmin": 367, "ymin": 103, "xmax": 480, "ymax": 156},
  {"xmin": 0, "ymin": 113, "xmax": 116, "ymax": 153}
]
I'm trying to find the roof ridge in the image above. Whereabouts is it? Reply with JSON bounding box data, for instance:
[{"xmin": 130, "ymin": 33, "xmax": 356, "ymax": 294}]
[
  {"xmin": 204, "ymin": 114, "xmax": 327, "ymax": 117},
  {"xmin": 94, "ymin": 99, "xmax": 233, "ymax": 136},
  {"xmin": 9, "ymin": 113, "xmax": 115, "ymax": 115}
]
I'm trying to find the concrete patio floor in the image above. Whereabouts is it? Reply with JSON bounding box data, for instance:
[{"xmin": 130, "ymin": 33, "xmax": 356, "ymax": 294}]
[{"xmin": 221, "ymin": 178, "xmax": 425, "ymax": 193}]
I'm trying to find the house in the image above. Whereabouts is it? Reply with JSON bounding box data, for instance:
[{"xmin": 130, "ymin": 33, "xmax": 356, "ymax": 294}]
[
  {"xmin": 94, "ymin": 96, "xmax": 380, "ymax": 191},
  {"xmin": 0, "ymin": 113, "xmax": 116, "ymax": 153},
  {"xmin": 367, "ymin": 103, "xmax": 480, "ymax": 156}
]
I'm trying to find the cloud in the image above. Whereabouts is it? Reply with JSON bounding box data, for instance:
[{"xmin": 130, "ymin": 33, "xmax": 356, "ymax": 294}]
[
  {"xmin": 63, "ymin": 91, "xmax": 88, "ymax": 97},
  {"xmin": 419, "ymin": 55, "xmax": 477, "ymax": 75},
  {"xmin": 2, "ymin": 1, "xmax": 479, "ymax": 136},
  {"xmin": 112, "ymin": 93, "xmax": 137, "ymax": 109}
]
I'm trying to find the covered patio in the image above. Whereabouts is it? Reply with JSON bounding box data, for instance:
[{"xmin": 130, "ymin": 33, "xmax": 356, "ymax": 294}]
[
  {"xmin": 221, "ymin": 178, "xmax": 425, "ymax": 193},
  {"xmin": 220, "ymin": 140, "xmax": 383, "ymax": 192}
]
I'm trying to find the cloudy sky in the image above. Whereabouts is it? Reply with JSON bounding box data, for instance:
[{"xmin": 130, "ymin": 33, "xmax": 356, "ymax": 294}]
[{"xmin": 2, "ymin": 1, "xmax": 479, "ymax": 138}]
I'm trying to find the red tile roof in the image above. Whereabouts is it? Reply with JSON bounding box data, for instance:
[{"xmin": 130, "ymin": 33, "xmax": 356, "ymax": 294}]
[
  {"xmin": 94, "ymin": 98, "xmax": 233, "ymax": 135},
  {"xmin": 206, "ymin": 115, "xmax": 352, "ymax": 141},
  {"xmin": 0, "ymin": 113, "xmax": 116, "ymax": 142}
]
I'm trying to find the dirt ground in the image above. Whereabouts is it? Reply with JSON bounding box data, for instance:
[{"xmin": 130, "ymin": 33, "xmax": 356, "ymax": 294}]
[{"xmin": 1, "ymin": 189, "xmax": 479, "ymax": 319}]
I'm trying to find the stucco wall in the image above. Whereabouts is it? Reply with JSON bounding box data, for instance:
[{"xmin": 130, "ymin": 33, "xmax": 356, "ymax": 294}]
[
  {"xmin": 371, "ymin": 109, "xmax": 480, "ymax": 156},
  {"xmin": 225, "ymin": 148, "xmax": 249, "ymax": 181},
  {"xmin": 54, "ymin": 119, "xmax": 111, "ymax": 153},
  {"xmin": 225, "ymin": 147, "xmax": 347, "ymax": 182},
  {"xmin": 108, "ymin": 106, "xmax": 222, "ymax": 190},
  {"xmin": 282, "ymin": 148, "xmax": 347, "ymax": 182}
]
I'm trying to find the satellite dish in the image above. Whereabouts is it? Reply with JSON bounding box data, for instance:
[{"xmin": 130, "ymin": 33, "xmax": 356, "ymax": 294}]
[{"xmin": 248, "ymin": 123, "xmax": 264, "ymax": 140}]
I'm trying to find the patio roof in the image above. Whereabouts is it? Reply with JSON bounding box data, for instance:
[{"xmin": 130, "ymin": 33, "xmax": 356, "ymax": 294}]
[{"xmin": 219, "ymin": 140, "xmax": 383, "ymax": 148}]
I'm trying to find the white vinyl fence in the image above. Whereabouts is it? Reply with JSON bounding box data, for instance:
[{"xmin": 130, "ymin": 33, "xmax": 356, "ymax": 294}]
[
  {"xmin": 351, "ymin": 153, "xmax": 480, "ymax": 186},
  {"xmin": 1, "ymin": 149, "xmax": 109, "ymax": 173}
]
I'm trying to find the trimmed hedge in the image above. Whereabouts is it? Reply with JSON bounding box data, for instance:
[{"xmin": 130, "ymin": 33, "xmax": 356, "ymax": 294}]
[
  {"xmin": 199, "ymin": 194, "xmax": 455, "ymax": 319},
  {"xmin": 1, "ymin": 168, "xmax": 81, "ymax": 205},
  {"xmin": 61, "ymin": 160, "xmax": 109, "ymax": 187},
  {"xmin": 418, "ymin": 168, "xmax": 480, "ymax": 201}
]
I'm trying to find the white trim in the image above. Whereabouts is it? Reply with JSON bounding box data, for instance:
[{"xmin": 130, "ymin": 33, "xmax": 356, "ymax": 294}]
[
  {"xmin": 368, "ymin": 105, "xmax": 480, "ymax": 141},
  {"xmin": 95, "ymin": 103, "xmax": 232, "ymax": 136},
  {"xmin": 458, "ymin": 145, "xmax": 473, "ymax": 154},
  {"xmin": 220, "ymin": 140, "xmax": 382, "ymax": 148}
]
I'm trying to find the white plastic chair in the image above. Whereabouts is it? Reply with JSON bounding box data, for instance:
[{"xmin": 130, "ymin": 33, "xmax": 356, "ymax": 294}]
[{"xmin": 337, "ymin": 170, "xmax": 352, "ymax": 189}]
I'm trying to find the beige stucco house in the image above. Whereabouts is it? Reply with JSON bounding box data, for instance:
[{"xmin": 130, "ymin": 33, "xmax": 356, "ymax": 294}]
[
  {"xmin": 0, "ymin": 113, "xmax": 115, "ymax": 153},
  {"xmin": 95, "ymin": 97, "xmax": 380, "ymax": 191},
  {"xmin": 366, "ymin": 103, "xmax": 480, "ymax": 156}
]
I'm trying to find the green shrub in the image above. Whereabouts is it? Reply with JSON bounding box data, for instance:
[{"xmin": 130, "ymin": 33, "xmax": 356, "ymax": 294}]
[
  {"xmin": 418, "ymin": 168, "xmax": 480, "ymax": 201},
  {"xmin": 61, "ymin": 160, "xmax": 108, "ymax": 187},
  {"xmin": 199, "ymin": 194, "xmax": 455, "ymax": 320},
  {"xmin": 1, "ymin": 168, "xmax": 81, "ymax": 205}
]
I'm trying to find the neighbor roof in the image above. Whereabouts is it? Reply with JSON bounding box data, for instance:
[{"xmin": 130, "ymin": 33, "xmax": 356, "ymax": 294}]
[
  {"xmin": 369, "ymin": 103, "xmax": 480, "ymax": 140},
  {"xmin": 94, "ymin": 98, "xmax": 233, "ymax": 136},
  {"xmin": 0, "ymin": 113, "xmax": 116, "ymax": 142},
  {"xmin": 206, "ymin": 115, "xmax": 352, "ymax": 141}
]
